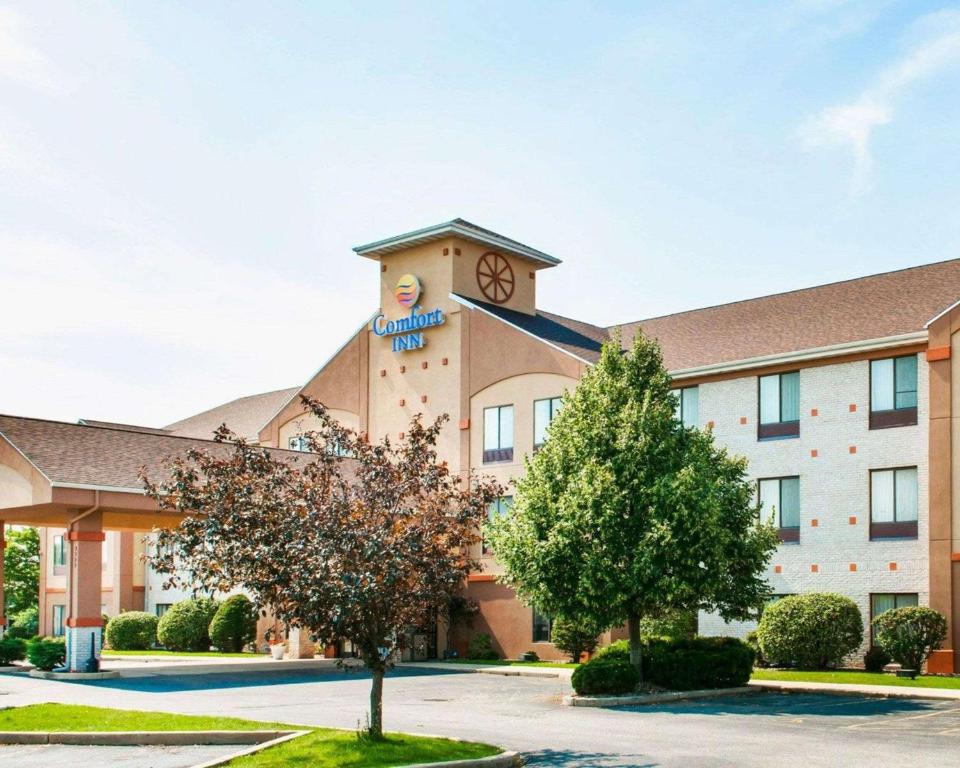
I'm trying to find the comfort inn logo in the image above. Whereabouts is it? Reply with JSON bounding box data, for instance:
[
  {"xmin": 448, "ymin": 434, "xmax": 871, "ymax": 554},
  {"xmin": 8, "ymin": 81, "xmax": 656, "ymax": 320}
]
[{"xmin": 373, "ymin": 273, "xmax": 445, "ymax": 353}]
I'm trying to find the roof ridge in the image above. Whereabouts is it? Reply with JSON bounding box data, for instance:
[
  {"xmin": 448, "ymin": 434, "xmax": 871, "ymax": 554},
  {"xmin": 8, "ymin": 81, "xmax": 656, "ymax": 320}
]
[
  {"xmin": 610, "ymin": 255, "xmax": 960, "ymax": 330},
  {"xmin": 0, "ymin": 413, "xmax": 232, "ymax": 446},
  {"xmin": 164, "ymin": 386, "xmax": 298, "ymax": 430}
]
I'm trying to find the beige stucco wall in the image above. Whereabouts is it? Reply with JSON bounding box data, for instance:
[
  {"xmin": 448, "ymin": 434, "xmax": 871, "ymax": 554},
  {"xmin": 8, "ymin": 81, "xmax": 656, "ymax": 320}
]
[
  {"xmin": 451, "ymin": 239, "xmax": 539, "ymax": 315},
  {"xmin": 278, "ymin": 408, "xmax": 360, "ymax": 449}
]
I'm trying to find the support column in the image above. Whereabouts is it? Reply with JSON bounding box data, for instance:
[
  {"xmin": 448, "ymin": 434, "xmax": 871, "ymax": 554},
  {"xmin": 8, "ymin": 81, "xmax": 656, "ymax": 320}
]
[
  {"xmin": 65, "ymin": 510, "xmax": 104, "ymax": 672},
  {"xmin": 0, "ymin": 524, "xmax": 6, "ymax": 640},
  {"xmin": 286, "ymin": 627, "xmax": 316, "ymax": 659}
]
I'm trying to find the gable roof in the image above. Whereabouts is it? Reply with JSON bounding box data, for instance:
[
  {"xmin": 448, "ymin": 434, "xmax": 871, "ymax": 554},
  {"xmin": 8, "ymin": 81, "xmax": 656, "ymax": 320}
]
[
  {"xmin": 612, "ymin": 258, "xmax": 960, "ymax": 372},
  {"xmin": 0, "ymin": 414, "xmax": 310, "ymax": 492},
  {"xmin": 452, "ymin": 294, "xmax": 608, "ymax": 363},
  {"xmin": 354, "ymin": 218, "xmax": 561, "ymax": 267},
  {"xmin": 165, "ymin": 387, "xmax": 300, "ymax": 442},
  {"xmin": 78, "ymin": 420, "xmax": 173, "ymax": 436}
]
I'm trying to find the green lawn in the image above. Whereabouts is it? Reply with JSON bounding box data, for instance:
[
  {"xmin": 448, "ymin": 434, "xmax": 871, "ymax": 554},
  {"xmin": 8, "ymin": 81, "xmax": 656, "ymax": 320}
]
[
  {"xmin": 444, "ymin": 658, "xmax": 579, "ymax": 669},
  {"xmin": 0, "ymin": 704, "xmax": 500, "ymax": 768},
  {"xmin": 752, "ymin": 668, "xmax": 960, "ymax": 690},
  {"xmin": 101, "ymin": 649, "xmax": 263, "ymax": 659}
]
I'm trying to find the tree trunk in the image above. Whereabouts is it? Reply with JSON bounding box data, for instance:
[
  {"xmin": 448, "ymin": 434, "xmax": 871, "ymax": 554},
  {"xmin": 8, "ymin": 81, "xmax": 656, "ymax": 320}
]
[
  {"xmin": 628, "ymin": 614, "xmax": 643, "ymax": 684},
  {"xmin": 369, "ymin": 666, "xmax": 385, "ymax": 739}
]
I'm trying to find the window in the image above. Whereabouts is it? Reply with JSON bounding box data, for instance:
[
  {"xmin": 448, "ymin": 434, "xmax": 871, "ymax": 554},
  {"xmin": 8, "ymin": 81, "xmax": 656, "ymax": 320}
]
[
  {"xmin": 52, "ymin": 535, "xmax": 66, "ymax": 570},
  {"xmin": 758, "ymin": 477, "xmax": 801, "ymax": 542},
  {"xmin": 482, "ymin": 496, "xmax": 513, "ymax": 554},
  {"xmin": 483, "ymin": 405, "xmax": 514, "ymax": 463},
  {"xmin": 155, "ymin": 603, "xmax": 172, "ymax": 618},
  {"xmin": 870, "ymin": 593, "xmax": 919, "ymax": 644},
  {"xmin": 532, "ymin": 608, "xmax": 552, "ymax": 643},
  {"xmin": 758, "ymin": 372, "xmax": 800, "ymax": 439},
  {"xmin": 870, "ymin": 467, "xmax": 918, "ymax": 540},
  {"xmin": 52, "ymin": 605, "xmax": 65, "ymax": 637},
  {"xmin": 870, "ymin": 355, "xmax": 918, "ymax": 429},
  {"xmin": 288, "ymin": 436, "xmax": 309, "ymax": 452},
  {"xmin": 673, "ymin": 387, "xmax": 699, "ymax": 429},
  {"xmin": 533, "ymin": 397, "xmax": 562, "ymax": 450}
]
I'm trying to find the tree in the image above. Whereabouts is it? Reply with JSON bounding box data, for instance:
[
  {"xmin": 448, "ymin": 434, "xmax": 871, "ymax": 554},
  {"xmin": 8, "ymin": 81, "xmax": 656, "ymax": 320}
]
[
  {"xmin": 4, "ymin": 527, "xmax": 40, "ymax": 616},
  {"xmin": 550, "ymin": 615, "xmax": 603, "ymax": 663},
  {"xmin": 487, "ymin": 332, "xmax": 779, "ymax": 680},
  {"xmin": 873, "ymin": 606, "xmax": 947, "ymax": 677},
  {"xmin": 143, "ymin": 399, "xmax": 500, "ymax": 739}
]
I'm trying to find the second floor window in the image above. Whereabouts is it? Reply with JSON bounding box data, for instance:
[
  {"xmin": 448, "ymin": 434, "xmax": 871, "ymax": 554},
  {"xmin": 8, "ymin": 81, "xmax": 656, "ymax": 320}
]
[
  {"xmin": 288, "ymin": 436, "xmax": 309, "ymax": 451},
  {"xmin": 533, "ymin": 397, "xmax": 562, "ymax": 449},
  {"xmin": 871, "ymin": 467, "xmax": 918, "ymax": 540},
  {"xmin": 483, "ymin": 405, "xmax": 514, "ymax": 463},
  {"xmin": 673, "ymin": 386, "xmax": 699, "ymax": 429},
  {"xmin": 53, "ymin": 535, "xmax": 66, "ymax": 569},
  {"xmin": 483, "ymin": 496, "xmax": 513, "ymax": 554},
  {"xmin": 870, "ymin": 355, "xmax": 918, "ymax": 429},
  {"xmin": 758, "ymin": 371, "xmax": 800, "ymax": 439},
  {"xmin": 758, "ymin": 476, "xmax": 801, "ymax": 543}
]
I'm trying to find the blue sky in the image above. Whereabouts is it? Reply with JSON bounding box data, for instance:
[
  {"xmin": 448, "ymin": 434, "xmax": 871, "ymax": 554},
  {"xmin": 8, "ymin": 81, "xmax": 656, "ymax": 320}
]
[{"xmin": 2, "ymin": 1, "xmax": 960, "ymax": 426}]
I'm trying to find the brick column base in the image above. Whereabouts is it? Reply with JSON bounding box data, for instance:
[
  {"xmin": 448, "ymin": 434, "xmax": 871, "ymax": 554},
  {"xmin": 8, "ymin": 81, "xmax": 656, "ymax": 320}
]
[
  {"xmin": 927, "ymin": 648, "xmax": 955, "ymax": 674},
  {"xmin": 286, "ymin": 627, "xmax": 316, "ymax": 659},
  {"xmin": 65, "ymin": 625, "xmax": 102, "ymax": 672}
]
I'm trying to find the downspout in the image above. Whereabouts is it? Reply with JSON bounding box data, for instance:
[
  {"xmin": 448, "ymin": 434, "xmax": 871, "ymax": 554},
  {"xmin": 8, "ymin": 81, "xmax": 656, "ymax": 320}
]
[{"xmin": 69, "ymin": 490, "xmax": 101, "ymax": 529}]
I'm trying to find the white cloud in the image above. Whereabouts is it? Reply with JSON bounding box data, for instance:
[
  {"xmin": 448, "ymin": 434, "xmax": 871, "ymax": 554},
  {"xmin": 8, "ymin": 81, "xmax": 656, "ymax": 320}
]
[
  {"xmin": 800, "ymin": 10, "xmax": 960, "ymax": 195},
  {"xmin": 0, "ymin": 8, "xmax": 65, "ymax": 94}
]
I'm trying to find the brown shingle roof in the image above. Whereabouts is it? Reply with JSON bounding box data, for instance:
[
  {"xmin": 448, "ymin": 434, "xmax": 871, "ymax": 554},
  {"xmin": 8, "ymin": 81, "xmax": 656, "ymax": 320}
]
[
  {"xmin": 165, "ymin": 387, "xmax": 300, "ymax": 441},
  {"xmin": 78, "ymin": 420, "xmax": 172, "ymax": 436},
  {"xmin": 0, "ymin": 414, "xmax": 318, "ymax": 491},
  {"xmin": 612, "ymin": 258, "xmax": 960, "ymax": 371}
]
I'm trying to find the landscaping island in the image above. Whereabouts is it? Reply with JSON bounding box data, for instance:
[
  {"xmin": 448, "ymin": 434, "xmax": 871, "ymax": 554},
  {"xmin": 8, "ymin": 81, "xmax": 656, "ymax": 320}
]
[{"xmin": 0, "ymin": 704, "xmax": 502, "ymax": 767}]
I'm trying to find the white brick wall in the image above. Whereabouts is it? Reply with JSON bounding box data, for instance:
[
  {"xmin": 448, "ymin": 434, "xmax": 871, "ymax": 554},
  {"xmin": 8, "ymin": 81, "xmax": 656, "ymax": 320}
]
[{"xmin": 696, "ymin": 354, "xmax": 928, "ymax": 660}]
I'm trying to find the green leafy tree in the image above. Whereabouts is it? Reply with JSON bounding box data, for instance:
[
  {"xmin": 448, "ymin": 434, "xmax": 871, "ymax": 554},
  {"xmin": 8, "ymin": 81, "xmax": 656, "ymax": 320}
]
[
  {"xmin": 4, "ymin": 527, "xmax": 39, "ymax": 616},
  {"xmin": 873, "ymin": 606, "xmax": 947, "ymax": 677},
  {"xmin": 550, "ymin": 615, "xmax": 604, "ymax": 663},
  {"xmin": 487, "ymin": 332, "xmax": 779, "ymax": 680}
]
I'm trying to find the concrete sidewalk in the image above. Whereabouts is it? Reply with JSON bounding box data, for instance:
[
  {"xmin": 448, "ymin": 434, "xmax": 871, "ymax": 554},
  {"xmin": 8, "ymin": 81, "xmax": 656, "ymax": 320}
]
[
  {"xmin": 403, "ymin": 661, "xmax": 574, "ymax": 680},
  {"xmin": 750, "ymin": 678, "xmax": 960, "ymax": 701}
]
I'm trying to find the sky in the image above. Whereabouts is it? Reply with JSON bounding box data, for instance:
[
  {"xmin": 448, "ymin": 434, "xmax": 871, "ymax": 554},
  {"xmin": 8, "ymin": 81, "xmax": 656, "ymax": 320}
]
[{"xmin": 2, "ymin": 1, "xmax": 960, "ymax": 427}]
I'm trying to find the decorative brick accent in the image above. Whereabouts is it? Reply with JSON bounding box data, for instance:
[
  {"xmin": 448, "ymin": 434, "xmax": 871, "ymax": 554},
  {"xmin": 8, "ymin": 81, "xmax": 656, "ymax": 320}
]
[
  {"xmin": 707, "ymin": 420, "xmax": 715, "ymax": 429},
  {"xmin": 889, "ymin": 562, "xmax": 897, "ymax": 571},
  {"xmin": 458, "ymin": 418, "xmax": 470, "ymax": 430},
  {"xmin": 454, "ymin": 247, "xmax": 461, "ymax": 256},
  {"xmin": 774, "ymin": 565, "xmax": 782, "ymax": 574},
  {"xmin": 811, "ymin": 449, "xmax": 818, "ymax": 458},
  {"xmin": 927, "ymin": 345, "xmax": 951, "ymax": 362},
  {"xmin": 442, "ymin": 357, "xmax": 448, "ymax": 365},
  {"xmin": 420, "ymin": 395, "xmax": 427, "ymax": 403},
  {"xmin": 849, "ymin": 563, "xmax": 857, "ymax": 572},
  {"xmin": 810, "ymin": 564, "xmax": 819, "ymax": 573},
  {"xmin": 399, "ymin": 365, "xmax": 406, "ymax": 373},
  {"xmin": 811, "ymin": 519, "xmax": 819, "ymax": 527},
  {"xmin": 740, "ymin": 416, "xmax": 747, "ymax": 425},
  {"xmin": 443, "ymin": 247, "xmax": 449, "ymax": 255},
  {"xmin": 811, "ymin": 408, "xmax": 818, "ymax": 417},
  {"xmin": 379, "ymin": 369, "xmax": 386, "ymax": 377},
  {"xmin": 398, "ymin": 399, "xmax": 405, "ymax": 407},
  {"xmin": 849, "ymin": 516, "xmax": 857, "ymax": 525},
  {"xmin": 399, "ymin": 432, "xmax": 404, "ymax": 439},
  {"xmin": 849, "ymin": 445, "xmax": 857, "ymax": 454},
  {"xmin": 849, "ymin": 403, "xmax": 857, "ymax": 412},
  {"xmin": 422, "ymin": 361, "xmax": 428, "ymax": 369},
  {"xmin": 67, "ymin": 531, "xmax": 105, "ymax": 542},
  {"xmin": 529, "ymin": 271, "xmax": 535, "ymax": 279}
]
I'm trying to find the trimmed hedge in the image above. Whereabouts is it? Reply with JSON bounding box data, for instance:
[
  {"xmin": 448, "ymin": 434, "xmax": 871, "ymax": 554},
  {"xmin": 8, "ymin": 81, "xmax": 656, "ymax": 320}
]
[
  {"xmin": 467, "ymin": 633, "xmax": 500, "ymax": 660},
  {"xmin": 105, "ymin": 612, "xmax": 159, "ymax": 651},
  {"xmin": 157, "ymin": 598, "xmax": 218, "ymax": 652},
  {"xmin": 571, "ymin": 657, "xmax": 640, "ymax": 695},
  {"xmin": 593, "ymin": 639, "xmax": 629, "ymax": 663},
  {"xmin": 209, "ymin": 595, "xmax": 257, "ymax": 653},
  {"xmin": 756, "ymin": 593, "xmax": 863, "ymax": 669},
  {"xmin": 872, "ymin": 606, "xmax": 947, "ymax": 677},
  {"xmin": 27, "ymin": 637, "xmax": 66, "ymax": 671},
  {"xmin": 645, "ymin": 637, "xmax": 754, "ymax": 690},
  {"xmin": 0, "ymin": 637, "xmax": 27, "ymax": 665}
]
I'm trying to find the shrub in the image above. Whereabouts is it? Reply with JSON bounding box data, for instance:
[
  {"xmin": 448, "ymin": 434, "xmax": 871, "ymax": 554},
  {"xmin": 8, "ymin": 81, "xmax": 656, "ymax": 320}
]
[
  {"xmin": 157, "ymin": 598, "xmax": 218, "ymax": 652},
  {"xmin": 466, "ymin": 633, "xmax": 499, "ymax": 660},
  {"xmin": 571, "ymin": 657, "xmax": 640, "ymax": 695},
  {"xmin": 872, "ymin": 606, "xmax": 947, "ymax": 677},
  {"xmin": 745, "ymin": 630, "xmax": 766, "ymax": 667},
  {"xmin": 756, "ymin": 593, "xmax": 863, "ymax": 669},
  {"xmin": 864, "ymin": 645, "xmax": 891, "ymax": 673},
  {"xmin": 0, "ymin": 637, "xmax": 27, "ymax": 665},
  {"xmin": 7, "ymin": 607, "xmax": 39, "ymax": 640},
  {"xmin": 105, "ymin": 612, "xmax": 158, "ymax": 651},
  {"xmin": 550, "ymin": 616, "xmax": 603, "ymax": 662},
  {"xmin": 593, "ymin": 639, "xmax": 630, "ymax": 663},
  {"xmin": 209, "ymin": 595, "xmax": 257, "ymax": 653},
  {"xmin": 644, "ymin": 636, "xmax": 754, "ymax": 690},
  {"xmin": 638, "ymin": 610, "xmax": 697, "ymax": 640},
  {"xmin": 27, "ymin": 637, "xmax": 66, "ymax": 671}
]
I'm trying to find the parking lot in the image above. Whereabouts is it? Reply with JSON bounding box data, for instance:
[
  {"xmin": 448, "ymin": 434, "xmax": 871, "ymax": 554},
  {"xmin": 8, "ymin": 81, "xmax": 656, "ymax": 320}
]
[{"xmin": 1, "ymin": 667, "xmax": 958, "ymax": 767}]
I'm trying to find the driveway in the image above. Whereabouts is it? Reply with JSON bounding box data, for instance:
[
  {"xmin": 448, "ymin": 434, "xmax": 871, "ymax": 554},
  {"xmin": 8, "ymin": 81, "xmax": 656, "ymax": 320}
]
[{"xmin": 1, "ymin": 666, "xmax": 958, "ymax": 767}]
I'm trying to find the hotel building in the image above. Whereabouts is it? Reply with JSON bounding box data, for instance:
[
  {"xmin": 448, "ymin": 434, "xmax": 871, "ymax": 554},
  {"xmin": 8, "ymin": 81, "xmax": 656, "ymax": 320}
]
[{"xmin": 2, "ymin": 219, "xmax": 959, "ymax": 672}]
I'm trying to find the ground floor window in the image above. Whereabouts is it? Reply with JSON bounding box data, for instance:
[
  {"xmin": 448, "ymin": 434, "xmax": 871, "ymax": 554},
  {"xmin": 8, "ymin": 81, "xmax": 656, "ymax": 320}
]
[
  {"xmin": 532, "ymin": 608, "xmax": 552, "ymax": 643},
  {"xmin": 52, "ymin": 605, "xmax": 65, "ymax": 637},
  {"xmin": 870, "ymin": 593, "xmax": 918, "ymax": 643},
  {"xmin": 155, "ymin": 603, "xmax": 172, "ymax": 617}
]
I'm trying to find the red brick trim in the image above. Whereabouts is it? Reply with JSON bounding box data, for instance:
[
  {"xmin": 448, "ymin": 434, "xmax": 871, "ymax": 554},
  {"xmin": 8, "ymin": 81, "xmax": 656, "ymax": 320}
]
[
  {"xmin": 927, "ymin": 346, "xmax": 951, "ymax": 362},
  {"xmin": 467, "ymin": 574, "xmax": 496, "ymax": 582},
  {"xmin": 66, "ymin": 617, "xmax": 104, "ymax": 628},
  {"xmin": 67, "ymin": 531, "xmax": 105, "ymax": 542},
  {"xmin": 133, "ymin": 586, "xmax": 146, "ymax": 592},
  {"xmin": 952, "ymin": 553, "xmax": 960, "ymax": 562}
]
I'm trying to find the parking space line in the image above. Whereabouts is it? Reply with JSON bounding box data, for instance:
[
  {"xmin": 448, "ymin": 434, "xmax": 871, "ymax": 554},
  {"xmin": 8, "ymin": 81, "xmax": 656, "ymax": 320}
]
[{"xmin": 845, "ymin": 707, "xmax": 960, "ymax": 730}]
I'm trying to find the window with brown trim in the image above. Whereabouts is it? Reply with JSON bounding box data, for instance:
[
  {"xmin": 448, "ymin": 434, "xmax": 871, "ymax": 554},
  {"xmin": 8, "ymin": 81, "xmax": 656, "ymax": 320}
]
[
  {"xmin": 483, "ymin": 405, "xmax": 514, "ymax": 463},
  {"xmin": 870, "ymin": 593, "xmax": 918, "ymax": 644},
  {"xmin": 533, "ymin": 397, "xmax": 562, "ymax": 451},
  {"xmin": 673, "ymin": 386, "xmax": 699, "ymax": 429},
  {"xmin": 758, "ymin": 476, "xmax": 801, "ymax": 543},
  {"xmin": 870, "ymin": 355, "xmax": 918, "ymax": 429},
  {"xmin": 870, "ymin": 467, "xmax": 918, "ymax": 540},
  {"xmin": 758, "ymin": 372, "xmax": 800, "ymax": 440}
]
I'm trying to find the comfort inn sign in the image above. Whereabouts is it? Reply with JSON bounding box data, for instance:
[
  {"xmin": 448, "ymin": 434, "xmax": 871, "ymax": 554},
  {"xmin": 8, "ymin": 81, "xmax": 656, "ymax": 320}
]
[{"xmin": 371, "ymin": 273, "xmax": 446, "ymax": 352}]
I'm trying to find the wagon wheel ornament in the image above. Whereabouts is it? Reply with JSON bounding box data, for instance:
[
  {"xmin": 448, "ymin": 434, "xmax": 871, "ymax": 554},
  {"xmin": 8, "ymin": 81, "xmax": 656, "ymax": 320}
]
[{"xmin": 476, "ymin": 252, "xmax": 515, "ymax": 304}]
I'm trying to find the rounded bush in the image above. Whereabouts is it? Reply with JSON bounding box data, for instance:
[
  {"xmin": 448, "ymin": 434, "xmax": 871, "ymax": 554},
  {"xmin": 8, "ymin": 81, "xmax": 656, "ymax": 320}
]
[
  {"xmin": 157, "ymin": 598, "xmax": 218, "ymax": 652},
  {"xmin": 872, "ymin": 606, "xmax": 947, "ymax": 677},
  {"xmin": 593, "ymin": 639, "xmax": 630, "ymax": 663},
  {"xmin": 466, "ymin": 633, "xmax": 500, "ymax": 661},
  {"xmin": 645, "ymin": 637, "xmax": 754, "ymax": 690},
  {"xmin": 571, "ymin": 657, "xmax": 640, "ymax": 696},
  {"xmin": 864, "ymin": 645, "xmax": 891, "ymax": 673},
  {"xmin": 27, "ymin": 637, "xmax": 66, "ymax": 671},
  {"xmin": 7, "ymin": 607, "xmax": 39, "ymax": 640},
  {"xmin": 757, "ymin": 593, "xmax": 863, "ymax": 669},
  {"xmin": 0, "ymin": 637, "xmax": 27, "ymax": 665},
  {"xmin": 550, "ymin": 616, "xmax": 602, "ymax": 663},
  {"xmin": 208, "ymin": 595, "xmax": 257, "ymax": 653},
  {"xmin": 105, "ymin": 611, "xmax": 158, "ymax": 651}
]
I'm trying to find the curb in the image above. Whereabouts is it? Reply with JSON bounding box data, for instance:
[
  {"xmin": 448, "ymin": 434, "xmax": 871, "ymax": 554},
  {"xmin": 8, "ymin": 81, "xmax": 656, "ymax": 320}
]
[
  {"xmin": 190, "ymin": 730, "xmax": 309, "ymax": 768},
  {"xmin": 563, "ymin": 686, "xmax": 755, "ymax": 707},
  {"xmin": 400, "ymin": 751, "xmax": 523, "ymax": 767},
  {"xmin": 0, "ymin": 729, "xmax": 299, "ymax": 746},
  {"xmin": 28, "ymin": 670, "xmax": 120, "ymax": 681},
  {"xmin": 749, "ymin": 680, "xmax": 960, "ymax": 702},
  {"xmin": 106, "ymin": 658, "xmax": 352, "ymax": 678},
  {"xmin": 404, "ymin": 662, "xmax": 569, "ymax": 680}
]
